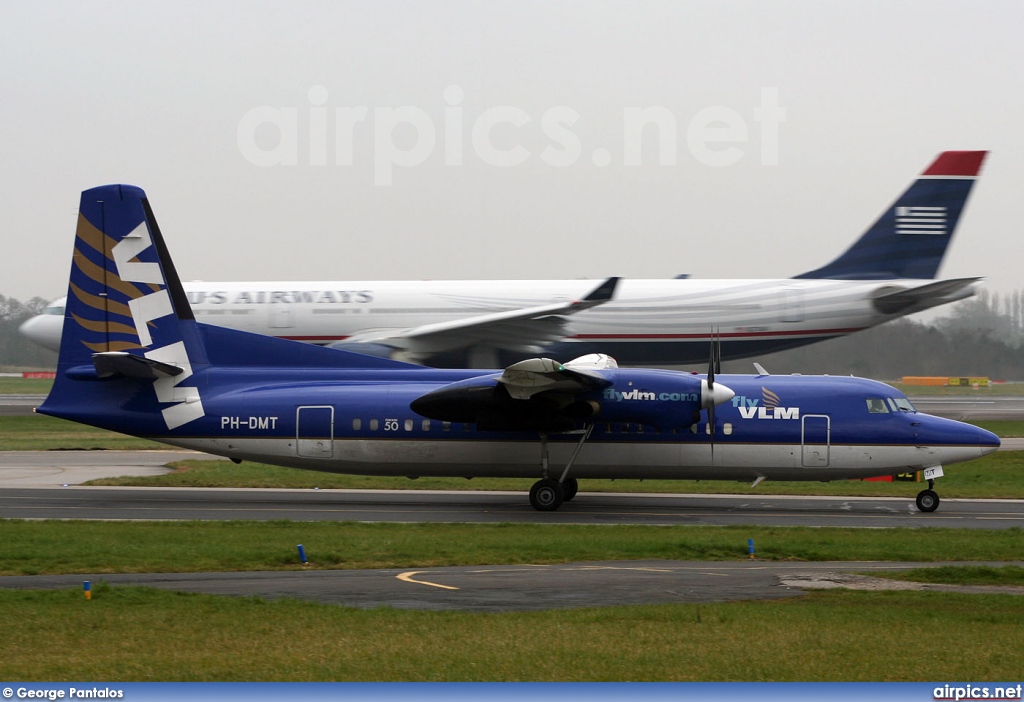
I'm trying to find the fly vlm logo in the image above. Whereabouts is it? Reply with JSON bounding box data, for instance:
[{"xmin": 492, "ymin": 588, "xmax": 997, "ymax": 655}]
[
  {"xmin": 112, "ymin": 222, "xmax": 205, "ymax": 430},
  {"xmin": 603, "ymin": 387, "xmax": 656, "ymax": 402},
  {"xmin": 732, "ymin": 386, "xmax": 800, "ymax": 420}
]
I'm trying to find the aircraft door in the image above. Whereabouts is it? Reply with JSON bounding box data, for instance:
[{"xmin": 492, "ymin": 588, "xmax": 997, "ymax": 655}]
[
  {"xmin": 780, "ymin": 287, "xmax": 804, "ymax": 323},
  {"xmin": 271, "ymin": 302, "xmax": 293, "ymax": 328},
  {"xmin": 801, "ymin": 414, "xmax": 830, "ymax": 467},
  {"xmin": 296, "ymin": 405, "xmax": 334, "ymax": 458}
]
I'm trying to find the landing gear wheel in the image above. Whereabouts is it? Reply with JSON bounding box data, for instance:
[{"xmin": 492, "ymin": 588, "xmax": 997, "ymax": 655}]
[
  {"xmin": 916, "ymin": 489, "xmax": 940, "ymax": 513},
  {"xmin": 530, "ymin": 478, "xmax": 565, "ymax": 511},
  {"xmin": 561, "ymin": 477, "xmax": 579, "ymax": 502}
]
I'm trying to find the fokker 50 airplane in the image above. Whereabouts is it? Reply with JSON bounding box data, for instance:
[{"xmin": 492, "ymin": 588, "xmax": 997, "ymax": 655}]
[
  {"xmin": 37, "ymin": 184, "xmax": 998, "ymax": 511},
  {"xmin": 22, "ymin": 151, "xmax": 986, "ymax": 367}
]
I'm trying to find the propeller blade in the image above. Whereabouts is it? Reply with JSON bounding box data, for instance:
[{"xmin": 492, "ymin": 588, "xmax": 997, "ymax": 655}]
[{"xmin": 707, "ymin": 334, "xmax": 716, "ymax": 389}]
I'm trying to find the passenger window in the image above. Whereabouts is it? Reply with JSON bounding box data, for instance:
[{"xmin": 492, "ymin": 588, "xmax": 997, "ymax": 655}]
[
  {"xmin": 866, "ymin": 399, "xmax": 889, "ymax": 414},
  {"xmin": 370, "ymin": 418, "xmax": 379, "ymax": 431},
  {"xmin": 442, "ymin": 421, "xmax": 451, "ymax": 432},
  {"xmin": 422, "ymin": 419, "xmax": 430, "ymax": 431},
  {"xmin": 352, "ymin": 418, "xmax": 362, "ymax": 430},
  {"xmin": 723, "ymin": 423, "xmax": 733, "ymax": 435},
  {"xmin": 404, "ymin": 419, "xmax": 413, "ymax": 431}
]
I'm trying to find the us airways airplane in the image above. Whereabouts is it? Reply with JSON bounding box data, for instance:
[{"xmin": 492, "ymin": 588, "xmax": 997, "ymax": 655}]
[
  {"xmin": 21, "ymin": 151, "xmax": 986, "ymax": 367},
  {"xmin": 37, "ymin": 184, "xmax": 998, "ymax": 512}
]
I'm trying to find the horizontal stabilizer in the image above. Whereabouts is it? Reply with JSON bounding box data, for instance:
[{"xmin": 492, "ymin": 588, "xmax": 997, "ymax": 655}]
[
  {"xmin": 92, "ymin": 351, "xmax": 184, "ymax": 379},
  {"xmin": 871, "ymin": 277, "xmax": 981, "ymax": 315}
]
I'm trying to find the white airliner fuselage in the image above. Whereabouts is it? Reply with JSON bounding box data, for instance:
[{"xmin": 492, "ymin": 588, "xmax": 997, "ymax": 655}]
[{"xmin": 22, "ymin": 275, "xmax": 977, "ymax": 367}]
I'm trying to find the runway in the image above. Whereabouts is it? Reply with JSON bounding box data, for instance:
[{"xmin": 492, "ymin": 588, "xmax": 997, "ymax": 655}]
[
  {"xmin": 2, "ymin": 447, "xmax": 1022, "ymax": 528},
  {"xmin": 2, "ymin": 560, "xmax": 1022, "ymax": 611},
  {"xmin": 3, "ymin": 483, "xmax": 1023, "ymax": 528}
]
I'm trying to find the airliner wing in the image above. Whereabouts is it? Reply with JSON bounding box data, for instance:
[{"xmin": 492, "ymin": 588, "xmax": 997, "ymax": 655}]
[
  {"xmin": 871, "ymin": 277, "xmax": 981, "ymax": 315},
  {"xmin": 344, "ymin": 277, "xmax": 618, "ymax": 361}
]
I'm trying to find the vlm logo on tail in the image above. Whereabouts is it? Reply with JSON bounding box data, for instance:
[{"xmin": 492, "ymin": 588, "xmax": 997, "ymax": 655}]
[
  {"xmin": 732, "ymin": 387, "xmax": 800, "ymax": 420},
  {"xmin": 67, "ymin": 186, "xmax": 205, "ymax": 430}
]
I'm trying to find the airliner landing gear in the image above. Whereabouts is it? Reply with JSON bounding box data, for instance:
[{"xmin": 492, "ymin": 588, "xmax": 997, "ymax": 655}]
[
  {"xmin": 529, "ymin": 425, "xmax": 592, "ymax": 511},
  {"xmin": 916, "ymin": 479, "xmax": 940, "ymax": 513},
  {"xmin": 530, "ymin": 479, "xmax": 564, "ymax": 511},
  {"xmin": 561, "ymin": 477, "xmax": 579, "ymax": 502}
]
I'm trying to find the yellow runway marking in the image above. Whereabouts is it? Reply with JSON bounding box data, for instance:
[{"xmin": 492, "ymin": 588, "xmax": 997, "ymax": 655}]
[{"xmin": 397, "ymin": 571, "xmax": 460, "ymax": 590}]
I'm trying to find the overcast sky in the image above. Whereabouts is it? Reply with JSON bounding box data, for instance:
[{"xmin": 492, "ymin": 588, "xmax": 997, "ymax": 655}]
[{"xmin": 2, "ymin": 1, "xmax": 1021, "ymax": 304}]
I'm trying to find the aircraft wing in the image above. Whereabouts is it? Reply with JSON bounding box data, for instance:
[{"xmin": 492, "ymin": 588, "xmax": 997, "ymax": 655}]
[
  {"xmin": 871, "ymin": 277, "xmax": 981, "ymax": 315},
  {"xmin": 343, "ymin": 277, "xmax": 619, "ymax": 362}
]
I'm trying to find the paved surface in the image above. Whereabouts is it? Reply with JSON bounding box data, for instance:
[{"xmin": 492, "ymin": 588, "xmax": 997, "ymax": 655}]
[
  {"xmin": 0, "ymin": 450, "xmax": 212, "ymax": 487},
  {"xmin": 910, "ymin": 396, "xmax": 1024, "ymax": 420},
  {"xmin": 3, "ymin": 484, "xmax": 1024, "ymax": 528},
  {"xmin": 0, "ymin": 395, "xmax": 48, "ymax": 416},
  {"xmin": 1, "ymin": 560, "xmax": 1021, "ymax": 611}
]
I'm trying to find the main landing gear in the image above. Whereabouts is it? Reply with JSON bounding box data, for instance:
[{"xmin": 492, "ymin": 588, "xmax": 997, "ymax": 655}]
[
  {"xmin": 915, "ymin": 479, "xmax": 940, "ymax": 512},
  {"xmin": 528, "ymin": 425, "xmax": 591, "ymax": 511}
]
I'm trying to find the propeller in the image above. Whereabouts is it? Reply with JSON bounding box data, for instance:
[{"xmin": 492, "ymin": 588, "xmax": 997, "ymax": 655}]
[{"xmin": 700, "ymin": 330, "xmax": 734, "ymax": 457}]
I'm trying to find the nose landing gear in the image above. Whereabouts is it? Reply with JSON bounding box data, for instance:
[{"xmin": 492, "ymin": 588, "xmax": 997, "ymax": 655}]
[
  {"xmin": 915, "ymin": 478, "xmax": 940, "ymax": 513},
  {"xmin": 917, "ymin": 480, "xmax": 937, "ymax": 513}
]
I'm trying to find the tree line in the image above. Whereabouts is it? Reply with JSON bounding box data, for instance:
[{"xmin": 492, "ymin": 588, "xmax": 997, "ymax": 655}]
[{"xmin": 2, "ymin": 289, "xmax": 1022, "ymax": 379}]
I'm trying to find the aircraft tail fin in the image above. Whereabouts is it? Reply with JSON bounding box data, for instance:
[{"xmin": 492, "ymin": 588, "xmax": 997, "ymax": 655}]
[
  {"xmin": 795, "ymin": 151, "xmax": 986, "ymax": 280},
  {"xmin": 52, "ymin": 185, "xmax": 202, "ymax": 370},
  {"xmin": 39, "ymin": 184, "xmax": 411, "ymax": 434}
]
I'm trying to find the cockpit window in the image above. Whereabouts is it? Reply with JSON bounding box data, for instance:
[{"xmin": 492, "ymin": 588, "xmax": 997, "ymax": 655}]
[
  {"xmin": 866, "ymin": 399, "xmax": 889, "ymax": 414},
  {"xmin": 891, "ymin": 397, "xmax": 916, "ymax": 413},
  {"xmin": 45, "ymin": 306, "xmax": 65, "ymax": 316}
]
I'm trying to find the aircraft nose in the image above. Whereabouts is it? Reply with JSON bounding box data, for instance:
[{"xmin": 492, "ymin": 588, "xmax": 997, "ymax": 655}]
[
  {"xmin": 19, "ymin": 315, "xmax": 62, "ymax": 351},
  {"xmin": 977, "ymin": 425, "xmax": 1001, "ymax": 456}
]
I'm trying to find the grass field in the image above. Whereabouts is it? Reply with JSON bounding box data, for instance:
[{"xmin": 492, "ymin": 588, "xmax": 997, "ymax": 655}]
[
  {"xmin": 873, "ymin": 565, "xmax": 1024, "ymax": 586},
  {"xmin": 2, "ymin": 587, "xmax": 1022, "ymax": 681},
  {"xmin": 4, "ymin": 520, "xmax": 1024, "ymax": 576},
  {"xmin": 0, "ymin": 415, "xmax": 166, "ymax": 450},
  {"xmin": 2, "ymin": 521, "xmax": 1023, "ymax": 681},
  {"xmin": 0, "ymin": 377, "xmax": 53, "ymax": 394}
]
